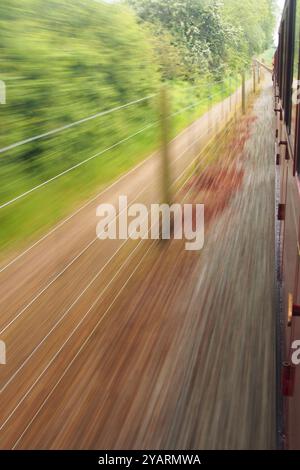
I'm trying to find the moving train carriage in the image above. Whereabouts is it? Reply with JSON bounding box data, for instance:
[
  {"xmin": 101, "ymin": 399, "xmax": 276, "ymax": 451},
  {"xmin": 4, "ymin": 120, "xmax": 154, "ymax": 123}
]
[
  {"xmin": 276, "ymin": 0, "xmax": 300, "ymax": 166},
  {"xmin": 274, "ymin": 0, "xmax": 300, "ymax": 450}
]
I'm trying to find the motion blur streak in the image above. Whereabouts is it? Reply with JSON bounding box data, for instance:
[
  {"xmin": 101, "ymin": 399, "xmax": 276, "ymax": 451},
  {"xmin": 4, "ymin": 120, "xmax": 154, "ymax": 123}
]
[{"xmin": 0, "ymin": 0, "xmax": 277, "ymax": 451}]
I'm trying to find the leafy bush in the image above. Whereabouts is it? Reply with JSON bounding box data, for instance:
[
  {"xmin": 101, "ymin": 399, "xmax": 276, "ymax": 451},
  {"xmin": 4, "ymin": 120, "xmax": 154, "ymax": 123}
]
[{"xmin": 0, "ymin": 0, "xmax": 277, "ymax": 255}]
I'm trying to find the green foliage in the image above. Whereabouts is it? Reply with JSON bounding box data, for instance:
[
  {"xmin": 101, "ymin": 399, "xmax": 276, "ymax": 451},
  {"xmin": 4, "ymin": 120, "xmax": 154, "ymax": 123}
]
[
  {"xmin": 0, "ymin": 0, "xmax": 277, "ymax": 256},
  {"xmin": 0, "ymin": 0, "xmax": 159, "ymax": 159},
  {"xmin": 260, "ymin": 47, "xmax": 277, "ymax": 67},
  {"xmin": 127, "ymin": 0, "xmax": 277, "ymax": 77},
  {"xmin": 222, "ymin": 0, "xmax": 277, "ymax": 62},
  {"xmin": 0, "ymin": 0, "xmax": 161, "ymax": 253}
]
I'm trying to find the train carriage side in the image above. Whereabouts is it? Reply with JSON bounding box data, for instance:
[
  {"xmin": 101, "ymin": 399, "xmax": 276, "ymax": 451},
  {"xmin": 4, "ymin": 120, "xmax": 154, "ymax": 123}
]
[{"xmin": 275, "ymin": 0, "xmax": 300, "ymax": 450}]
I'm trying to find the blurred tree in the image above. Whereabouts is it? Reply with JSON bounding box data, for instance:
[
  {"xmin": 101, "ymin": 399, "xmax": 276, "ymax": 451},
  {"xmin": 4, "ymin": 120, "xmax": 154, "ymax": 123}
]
[
  {"xmin": 127, "ymin": 0, "xmax": 277, "ymax": 77},
  {"xmin": 0, "ymin": 0, "xmax": 160, "ymax": 167},
  {"xmin": 0, "ymin": 0, "xmax": 277, "ymax": 253},
  {"xmin": 222, "ymin": 0, "xmax": 277, "ymax": 58}
]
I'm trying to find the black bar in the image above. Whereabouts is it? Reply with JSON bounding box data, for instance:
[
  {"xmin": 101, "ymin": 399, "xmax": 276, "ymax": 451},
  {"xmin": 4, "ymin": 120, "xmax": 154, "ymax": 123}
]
[{"xmin": 0, "ymin": 450, "xmax": 300, "ymax": 465}]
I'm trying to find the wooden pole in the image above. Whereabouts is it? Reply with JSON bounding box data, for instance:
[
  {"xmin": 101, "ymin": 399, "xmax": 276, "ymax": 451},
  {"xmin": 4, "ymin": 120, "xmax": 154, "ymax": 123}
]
[
  {"xmin": 242, "ymin": 71, "xmax": 246, "ymax": 115},
  {"xmin": 235, "ymin": 75, "xmax": 238, "ymax": 117},
  {"xmin": 160, "ymin": 85, "xmax": 172, "ymax": 206},
  {"xmin": 221, "ymin": 82, "xmax": 225, "ymax": 120},
  {"xmin": 207, "ymin": 83, "xmax": 212, "ymax": 134}
]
